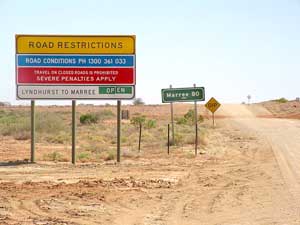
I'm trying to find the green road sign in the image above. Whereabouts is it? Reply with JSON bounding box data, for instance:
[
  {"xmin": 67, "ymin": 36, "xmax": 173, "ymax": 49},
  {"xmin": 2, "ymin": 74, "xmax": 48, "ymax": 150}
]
[
  {"xmin": 99, "ymin": 86, "xmax": 133, "ymax": 95},
  {"xmin": 161, "ymin": 87, "xmax": 205, "ymax": 103}
]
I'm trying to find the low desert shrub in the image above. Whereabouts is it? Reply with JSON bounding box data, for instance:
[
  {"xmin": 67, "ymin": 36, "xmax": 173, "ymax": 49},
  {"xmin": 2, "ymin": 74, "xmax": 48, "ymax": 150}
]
[
  {"xmin": 145, "ymin": 119, "xmax": 157, "ymax": 129},
  {"xmin": 274, "ymin": 98, "xmax": 288, "ymax": 103},
  {"xmin": 44, "ymin": 151, "xmax": 63, "ymax": 162},
  {"xmin": 130, "ymin": 115, "xmax": 146, "ymax": 127},
  {"xmin": 78, "ymin": 152, "xmax": 91, "ymax": 162},
  {"xmin": 80, "ymin": 113, "xmax": 98, "ymax": 124}
]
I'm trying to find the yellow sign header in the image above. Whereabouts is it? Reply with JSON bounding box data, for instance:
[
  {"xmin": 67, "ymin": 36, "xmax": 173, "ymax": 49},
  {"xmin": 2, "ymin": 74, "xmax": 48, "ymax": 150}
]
[{"xmin": 16, "ymin": 35, "xmax": 135, "ymax": 54}]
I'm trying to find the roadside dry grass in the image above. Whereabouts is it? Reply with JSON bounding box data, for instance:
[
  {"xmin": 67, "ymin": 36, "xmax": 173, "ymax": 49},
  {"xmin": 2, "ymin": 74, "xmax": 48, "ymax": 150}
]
[{"xmin": 0, "ymin": 104, "xmax": 209, "ymax": 163}]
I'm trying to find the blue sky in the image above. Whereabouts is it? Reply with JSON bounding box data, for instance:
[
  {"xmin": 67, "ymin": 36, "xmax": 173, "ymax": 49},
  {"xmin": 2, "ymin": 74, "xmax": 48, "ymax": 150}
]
[{"xmin": 1, "ymin": 0, "xmax": 300, "ymax": 105}]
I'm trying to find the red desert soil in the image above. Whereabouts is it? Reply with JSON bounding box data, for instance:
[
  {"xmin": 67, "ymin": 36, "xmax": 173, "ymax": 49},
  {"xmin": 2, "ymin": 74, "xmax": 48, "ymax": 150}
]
[{"xmin": 0, "ymin": 104, "xmax": 299, "ymax": 224}]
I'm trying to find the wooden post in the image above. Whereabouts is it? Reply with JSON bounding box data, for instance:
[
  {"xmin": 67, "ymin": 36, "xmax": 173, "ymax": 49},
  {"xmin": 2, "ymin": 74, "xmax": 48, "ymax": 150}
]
[
  {"xmin": 117, "ymin": 100, "xmax": 121, "ymax": 162},
  {"xmin": 170, "ymin": 85, "xmax": 175, "ymax": 144},
  {"xmin": 194, "ymin": 84, "xmax": 198, "ymax": 156},
  {"xmin": 213, "ymin": 112, "xmax": 215, "ymax": 127},
  {"xmin": 138, "ymin": 122, "xmax": 142, "ymax": 152},
  {"xmin": 72, "ymin": 100, "xmax": 76, "ymax": 164},
  {"xmin": 30, "ymin": 100, "xmax": 35, "ymax": 163}
]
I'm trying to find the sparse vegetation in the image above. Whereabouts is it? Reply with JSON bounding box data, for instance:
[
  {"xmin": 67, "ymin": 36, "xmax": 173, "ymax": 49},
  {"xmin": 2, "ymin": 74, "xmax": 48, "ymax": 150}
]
[
  {"xmin": 80, "ymin": 110, "xmax": 115, "ymax": 125},
  {"xmin": 176, "ymin": 109, "xmax": 204, "ymax": 125},
  {"xmin": 0, "ymin": 110, "xmax": 69, "ymax": 142},
  {"xmin": 14, "ymin": 131, "xmax": 31, "ymax": 140},
  {"xmin": 80, "ymin": 113, "xmax": 98, "ymax": 124},
  {"xmin": 130, "ymin": 114, "xmax": 157, "ymax": 129},
  {"xmin": 101, "ymin": 150, "xmax": 116, "ymax": 161},
  {"xmin": 44, "ymin": 151, "xmax": 64, "ymax": 162},
  {"xmin": 97, "ymin": 109, "xmax": 115, "ymax": 120},
  {"xmin": 45, "ymin": 131, "xmax": 69, "ymax": 144},
  {"xmin": 78, "ymin": 152, "xmax": 91, "ymax": 162},
  {"xmin": 273, "ymin": 98, "xmax": 288, "ymax": 103},
  {"xmin": 130, "ymin": 114, "xmax": 146, "ymax": 126},
  {"xmin": 145, "ymin": 119, "xmax": 157, "ymax": 129},
  {"xmin": 0, "ymin": 110, "xmax": 31, "ymax": 139},
  {"xmin": 0, "ymin": 105, "xmax": 209, "ymax": 162}
]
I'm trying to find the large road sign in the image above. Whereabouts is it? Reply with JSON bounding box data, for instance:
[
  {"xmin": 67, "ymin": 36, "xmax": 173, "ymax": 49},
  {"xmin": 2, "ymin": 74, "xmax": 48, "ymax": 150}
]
[
  {"xmin": 205, "ymin": 97, "xmax": 221, "ymax": 113},
  {"xmin": 161, "ymin": 87, "xmax": 205, "ymax": 103},
  {"xmin": 16, "ymin": 35, "xmax": 136, "ymax": 100}
]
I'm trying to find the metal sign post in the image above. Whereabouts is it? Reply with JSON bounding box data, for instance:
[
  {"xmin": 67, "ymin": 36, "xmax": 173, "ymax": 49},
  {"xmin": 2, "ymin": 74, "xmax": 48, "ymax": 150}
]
[
  {"xmin": 194, "ymin": 84, "xmax": 198, "ymax": 156},
  {"xmin": 72, "ymin": 100, "xmax": 76, "ymax": 164},
  {"xmin": 30, "ymin": 100, "xmax": 35, "ymax": 163},
  {"xmin": 117, "ymin": 100, "xmax": 121, "ymax": 163},
  {"xmin": 169, "ymin": 85, "xmax": 175, "ymax": 145},
  {"xmin": 247, "ymin": 95, "xmax": 251, "ymax": 105}
]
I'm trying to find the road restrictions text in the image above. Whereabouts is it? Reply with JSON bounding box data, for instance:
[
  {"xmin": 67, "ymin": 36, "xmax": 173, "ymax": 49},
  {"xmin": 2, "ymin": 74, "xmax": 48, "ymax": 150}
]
[{"xmin": 16, "ymin": 35, "xmax": 135, "ymax": 54}]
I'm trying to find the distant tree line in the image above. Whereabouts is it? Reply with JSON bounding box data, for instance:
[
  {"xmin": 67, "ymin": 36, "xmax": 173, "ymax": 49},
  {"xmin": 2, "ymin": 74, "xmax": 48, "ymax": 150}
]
[{"xmin": 0, "ymin": 102, "xmax": 10, "ymax": 106}]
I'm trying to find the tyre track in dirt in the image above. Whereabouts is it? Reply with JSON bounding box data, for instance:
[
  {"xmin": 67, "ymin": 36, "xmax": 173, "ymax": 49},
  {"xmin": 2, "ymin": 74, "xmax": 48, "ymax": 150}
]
[{"xmin": 113, "ymin": 117, "xmax": 295, "ymax": 224}]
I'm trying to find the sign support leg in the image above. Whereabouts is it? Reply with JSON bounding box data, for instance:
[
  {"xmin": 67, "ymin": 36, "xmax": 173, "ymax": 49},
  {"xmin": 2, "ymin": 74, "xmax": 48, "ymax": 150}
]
[
  {"xmin": 72, "ymin": 100, "xmax": 76, "ymax": 164},
  {"xmin": 31, "ymin": 100, "xmax": 35, "ymax": 163},
  {"xmin": 117, "ymin": 100, "xmax": 121, "ymax": 163},
  {"xmin": 169, "ymin": 85, "xmax": 175, "ymax": 144},
  {"xmin": 194, "ymin": 84, "xmax": 198, "ymax": 156},
  {"xmin": 195, "ymin": 124, "xmax": 198, "ymax": 156},
  {"xmin": 213, "ymin": 112, "xmax": 215, "ymax": 127}
]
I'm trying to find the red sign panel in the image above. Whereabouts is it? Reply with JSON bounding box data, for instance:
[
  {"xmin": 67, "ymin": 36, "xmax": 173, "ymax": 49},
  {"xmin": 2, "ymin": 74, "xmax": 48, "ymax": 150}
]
[{"xmin": 17, "ymin": 67, "xmax": 134, "ymax": 85}]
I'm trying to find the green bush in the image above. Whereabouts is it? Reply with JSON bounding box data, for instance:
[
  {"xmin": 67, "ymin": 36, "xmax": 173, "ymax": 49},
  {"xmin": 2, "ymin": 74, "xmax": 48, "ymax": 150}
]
[
  {"xmin": 130, "ymin": 115, "xmax": 146, "ymax": 127},
  {"xmin": 78, "ymin": 152, "xmax": 90, "ymax": 161},
  {"xmin": 184, "ymin": 109, "xmax": 195, "ymax": 122},
  {"xmin": 145, "ymin": 119, "xmax": 157, "ymax": 129},
  {"xmin": 176, "ymin": 117, "xmax": 188, "ymax": 125},
  {"xmin": 80, "ymin": 113, "xmax": 98, "ymax": 124},
  {"xmin": 130, "ymin": 114, "xmax": 156, "ymax": 129},
  {"xmin": 274, "ymin": 98, "xmax": 288, "ymax": 103},
  {"xmin": 176, "ymin": 110, "xmax": 204, "ymax": 125}
]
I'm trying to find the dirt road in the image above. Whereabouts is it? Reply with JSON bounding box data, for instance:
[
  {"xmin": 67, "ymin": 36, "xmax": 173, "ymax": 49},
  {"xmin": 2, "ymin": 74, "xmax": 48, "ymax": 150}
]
[
  {"xmin": 220, "ymin": 104, "xmax": 300, "ymax": 219},
  {"xmin": 221, "ymin": 105, "xmax": 300, "ymax": 198},
  {"xmin": 0, "ymin": 104, "xmax": 300, "ymax": 224}
]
